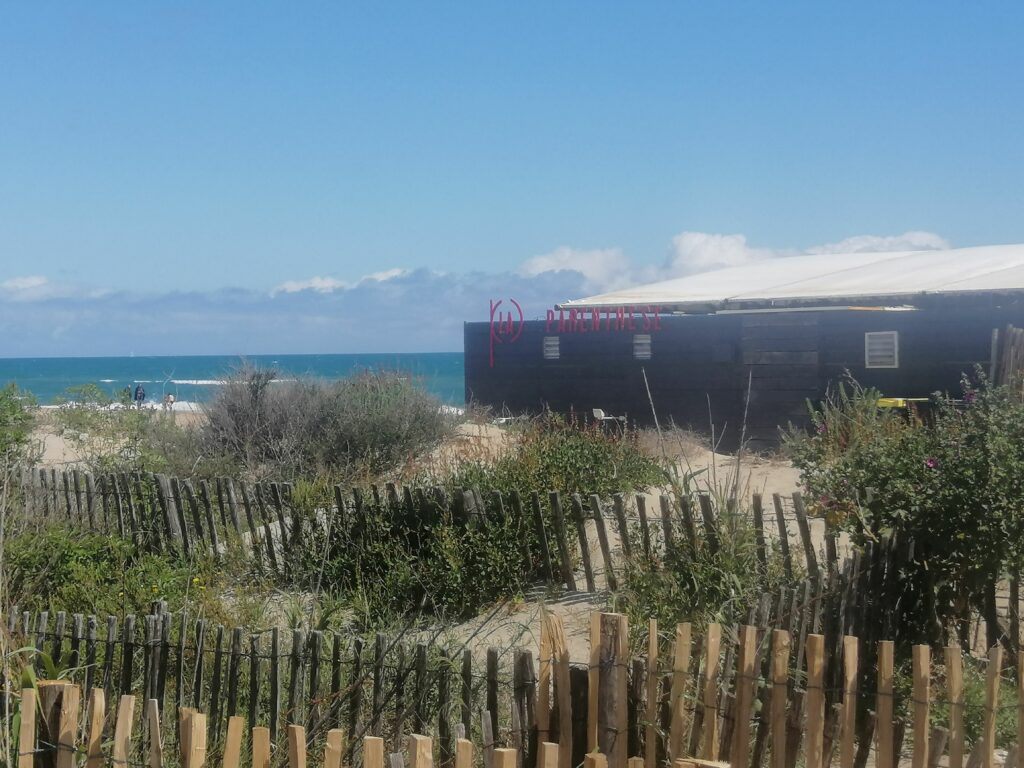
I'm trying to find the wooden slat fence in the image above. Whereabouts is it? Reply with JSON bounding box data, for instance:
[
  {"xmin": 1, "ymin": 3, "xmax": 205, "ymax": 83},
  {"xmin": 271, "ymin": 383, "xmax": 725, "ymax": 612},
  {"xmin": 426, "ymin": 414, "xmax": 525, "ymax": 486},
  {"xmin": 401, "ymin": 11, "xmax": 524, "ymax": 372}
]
[
  {"xmin": 8, "ymin": 612, "xmax": 1019, "ymax": 768},
  {"xmin": 10, "ymin": 468, "xmax": 1020, "ymax": 658}
]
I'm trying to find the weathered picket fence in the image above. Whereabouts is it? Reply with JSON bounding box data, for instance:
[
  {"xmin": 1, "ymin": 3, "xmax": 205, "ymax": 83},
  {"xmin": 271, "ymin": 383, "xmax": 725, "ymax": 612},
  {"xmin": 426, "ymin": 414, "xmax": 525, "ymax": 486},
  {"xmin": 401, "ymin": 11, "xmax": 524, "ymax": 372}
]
[
  {"xmin": 8, "ymin": 611, "xmax": 1020, "ymax": 768},
  {"xmin": 13, "ymin": 466, "xmax": 1022, "ymax": 657}
]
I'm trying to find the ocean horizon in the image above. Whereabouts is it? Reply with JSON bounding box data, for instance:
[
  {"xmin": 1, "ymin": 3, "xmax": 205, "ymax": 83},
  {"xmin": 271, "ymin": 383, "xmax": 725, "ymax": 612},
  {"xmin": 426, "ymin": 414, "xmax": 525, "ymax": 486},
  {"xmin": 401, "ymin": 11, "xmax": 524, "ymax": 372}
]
[{"xmin": 0, "ymin": 352, "xmax": 465, "ymax": 406}]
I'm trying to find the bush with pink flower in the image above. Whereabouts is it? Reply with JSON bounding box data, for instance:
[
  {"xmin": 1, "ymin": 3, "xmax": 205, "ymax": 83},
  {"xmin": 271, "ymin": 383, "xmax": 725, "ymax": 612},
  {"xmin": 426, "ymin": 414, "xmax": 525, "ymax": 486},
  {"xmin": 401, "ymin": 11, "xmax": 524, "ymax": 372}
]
[{"xmin": 785, "ymin": 373, "xmax": 1024, "ymax": 646}]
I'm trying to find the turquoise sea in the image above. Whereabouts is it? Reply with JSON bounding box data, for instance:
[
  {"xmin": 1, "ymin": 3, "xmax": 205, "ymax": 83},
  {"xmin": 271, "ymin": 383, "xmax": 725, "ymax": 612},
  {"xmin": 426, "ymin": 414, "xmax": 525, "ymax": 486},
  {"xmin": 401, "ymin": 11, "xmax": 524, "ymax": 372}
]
[{"xmin": 0, "ymin": 353, "xmax": 465, "ymax": 406}]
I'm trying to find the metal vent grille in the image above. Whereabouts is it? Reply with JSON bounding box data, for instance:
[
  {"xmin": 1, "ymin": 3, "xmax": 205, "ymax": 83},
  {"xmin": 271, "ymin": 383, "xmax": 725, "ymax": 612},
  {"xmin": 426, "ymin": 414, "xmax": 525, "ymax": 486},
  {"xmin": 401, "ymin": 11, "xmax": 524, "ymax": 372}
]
[
  {"xmin": 543, "ymin": 336, "xmax": 560, "ymax": 360},
  {"xmin": 865, "ymin": 331, "xmax": 899, "ymax": 368},
  {"xmin": 633, "ymin": 334, "xmax": 652, "ymax": 360}
]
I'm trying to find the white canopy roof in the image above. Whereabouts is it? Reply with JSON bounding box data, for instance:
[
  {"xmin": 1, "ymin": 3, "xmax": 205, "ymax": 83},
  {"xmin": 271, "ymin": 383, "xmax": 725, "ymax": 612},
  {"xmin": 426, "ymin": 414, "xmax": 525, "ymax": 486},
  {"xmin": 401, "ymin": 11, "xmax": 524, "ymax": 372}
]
[{"xmin": 559, "ymin": 244, "xmax": 1024, "ymax": 312}]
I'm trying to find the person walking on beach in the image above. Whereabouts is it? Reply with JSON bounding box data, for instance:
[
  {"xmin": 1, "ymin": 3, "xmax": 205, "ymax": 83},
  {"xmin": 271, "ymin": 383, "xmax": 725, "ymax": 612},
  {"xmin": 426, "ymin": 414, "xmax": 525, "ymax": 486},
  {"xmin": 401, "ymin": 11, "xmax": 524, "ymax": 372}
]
[{"xmin": 134, "ymin": 384, "xmax": 146, "ymax": 408}]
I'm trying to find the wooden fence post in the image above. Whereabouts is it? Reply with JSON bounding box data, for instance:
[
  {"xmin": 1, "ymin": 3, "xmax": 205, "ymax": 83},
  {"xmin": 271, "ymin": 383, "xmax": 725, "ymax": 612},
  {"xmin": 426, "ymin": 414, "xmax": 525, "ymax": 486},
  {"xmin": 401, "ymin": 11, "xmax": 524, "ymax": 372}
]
[
  {"xmin": 983, "ymin": 646, "xmax": 1002, "ymax": 768},
  {"xmin": 18, "ymin": 687, "xmax": 36, "ymax": 768},
  {"xmin": 876, "ymin": 641, "xmax": 895, "ymax": 768},
  {"xmin": 597, "ymin": 613, "xmax": 629, "ymax": 768},
  {"xmin": 701, "ymin": 623, "xmax": 722, "ymax": 761},
  {"xmin": 841, "ymin": 637, "xmax": 858, "ymax": 768},
  {"xmin": 805, "ymin": 635, "xmax": 825, "ymax": 768},
  {"xmin": 113, "ymin": 695, "xmax": 137, "ymax": 768},
  {"xmin": 770, "ymin": 630, "xmax": 791, "ymax": 768},
  {"xmin": 732, "ymin": 625, "xmax": 758, "ymax": 768},
  {"xmin": 85, "ymin": 688, "xmax": 105, "ymax": 768},
  {"xmin": 669, "ymin": 623, "xmax": 692, "ymax": 762},
  {"xmin": 946, "ymin": 646, "xmax": 964, "ymax": 768},
  {"xmin": 912, "ymin": 645, "xmax": 930, "ymax": 768},
  {"xmin": 645, "ymin": 619, "xmax": 659, "ymax": 768}
]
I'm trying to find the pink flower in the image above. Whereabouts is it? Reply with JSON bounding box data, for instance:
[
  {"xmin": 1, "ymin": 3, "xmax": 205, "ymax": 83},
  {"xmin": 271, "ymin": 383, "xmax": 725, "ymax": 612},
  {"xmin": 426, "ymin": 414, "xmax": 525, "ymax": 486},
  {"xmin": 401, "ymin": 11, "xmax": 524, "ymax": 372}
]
[{"xmin": 925, "ymin": 457, "xmax": 939, "ymax": 469}]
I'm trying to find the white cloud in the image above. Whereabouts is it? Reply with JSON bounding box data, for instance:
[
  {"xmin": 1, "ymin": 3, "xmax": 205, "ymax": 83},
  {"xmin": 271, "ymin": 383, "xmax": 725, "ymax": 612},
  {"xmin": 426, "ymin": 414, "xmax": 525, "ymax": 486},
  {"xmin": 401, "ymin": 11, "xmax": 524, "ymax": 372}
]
[
  {"xmin": 517, "ymin": 246, "xmax": 632, "ymax": 293},
  {"xmin": 0, "ymin": 275, "xmax": 108, "ymax": 302},
  {"xmin": 272, "ymin": 276, "xmax": 349, "ymax": 294},
  {"xmin": 271, "ymin": 268, "xmax": 410, "ymax": 296},
  {"xmin": 516, "ymin": 229, "xmax": 952, "ymax": 294},
  {"xmin": 2, "ymin": 275, "xmax": 49, "ymax": 291},
  {"xmin": 665, "ymin": 232, "xmax": 781, "ymax": 277},
  {"xmin": 807, "ymin": 230, "xmax": 951, "ymax": 255}
]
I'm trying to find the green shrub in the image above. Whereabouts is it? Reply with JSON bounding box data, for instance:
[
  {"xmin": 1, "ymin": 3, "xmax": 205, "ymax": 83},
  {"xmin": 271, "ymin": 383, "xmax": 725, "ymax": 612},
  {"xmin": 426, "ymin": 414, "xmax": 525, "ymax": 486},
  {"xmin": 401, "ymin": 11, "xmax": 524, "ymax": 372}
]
[
  {"xmin": 292, "ymin": 483, "xmax": 533, "ymax": 627},
  {"xmin": 0, "ymin": 383, "xmax": 36, "ymax": 463},
  {"xmin": 5, "ymin": 526, "xmax": 193, "ymax": 616},
  {"xmin": 614, "ymin": 497, "xmax": 790, "ymax": 636},
  {"xmin": 50, "ymin": 392, "xmax": 229, "ymax": 478},
  {"xmin": 785, "ymin": 376, "xmax": 1024, "ymax": 643},
  {"xmin": 438, "ymin": 413, "xmax": 662, "ymax": 498},
  {"xmin": 202, "ymin": 367, "xmax": 452, "ymax": 479}
]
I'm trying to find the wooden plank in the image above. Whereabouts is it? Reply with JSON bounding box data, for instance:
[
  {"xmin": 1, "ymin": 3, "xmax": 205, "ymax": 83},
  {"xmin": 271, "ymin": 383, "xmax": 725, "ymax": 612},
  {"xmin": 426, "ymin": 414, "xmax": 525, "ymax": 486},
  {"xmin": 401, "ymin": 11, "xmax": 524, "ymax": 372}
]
[
  {"xmin": 289, "ymin": 629, "xmax": 308, "ymax": 728},
  {"xmin": 546, "ymin": 613, "xmax": 573, "ymax": 768},
  {"xmin": 325, "ymin": 730, "xmax": 345, "ymax": 768},
  {"xmin": 410, "ymin": 735, "xmax": 433, "ymax": 768},
  {"xmin": 645, "ymin": 619, "xmax": 659, "ymax": 768},
  {"xmin": 659, "ymin": 495, "xmax": 678, "ymax": 556},
  {"xmin": 589, "ymin": 612, "xmax": 600, "ymax": 751},
  {"xmin": 146, "ymin": 699, "xmax": 163, "ymax": 768},
  {"xmin": 636, "ymin": 496, "xmax": 653, "ymax": 560},
  {"xmin": 112, "ymin": 695, "xmax": 137, "ymax": 768},
  {"xmin": 805, "ymin": 635, "xmax": 825, "ymax": 768},
  {"xmin": 876, "ymin": 641, "xmax": 895, "ymax": 768},
  {"xmin": 912, "ymin": 645, "xmax": 930, "ymax": 768},
  {"xmin": 371, "ymin": 633, "xmax": 385, "ymax": 735},
  {"xmin": 771, "ymin": 495, "xmax": 793, "ymax": 580},
  {"xmin": 571, "ymin": 494, "xmax": 597, "ymax": 592},
  {"xmin": 983, "ymin": 646, "xmax": 1002, "ymax": 768},
  {"xmin": 613, "ymin": 494, "xmax": 632, "ymax": 561},
  {"xmin": 248, "ymin": 635, "xmax": 261, "ymax": 734},
  {"xmin": 590, "ymin": 495, "xmax": 618, "ymax": 591},
  {"xmin": 223, "ymin": 717, "xmax": 244, "ymax": 768},
  {"xmin": 56, "ymin": 682, "xmax": 80, "ymax": 768},
  {"xmin": 456, "ymin": 740, "xmax": 474, "ymax": 768},
  {"xmin": 460, "ymin": 649, "xmax": 472, "ymax": 740},
  {"xmin": 85, "ymin": 688, "xmax": 105, "ymax": 768},
  {"xmin": 1018, "ymin": 653, "xmax": 1024, "ymax": 768},
  {"xmin": 548, "ymin": 493, "xmax": 577, "ymax": 591},
  {"xmin": 946, "ymin": 646, "xmax": 964, "ymax": 768},
  {"xmin": 270, "ymin": 627, "xmax": 282, "ymax": 742},
  {"xmin": 770, "ymin": 630, "xmax": 790, "ymax": 768},
  {"xmin": 791, "ymin": 493, "xmax": 819, "ymax": 581},
  {"xmin": 584, "ymin": 754, "xmax": 608, "ymax": 768},
  {"xmin": 487, "ymin": 647, "xmax": 500, "ymax": 741},
  {"xmin": 252, "ymin": 727, "xmax": 271, "ymax": 768},
  {"xmin": 840, "ymin": 637, "xmax": 858, "ymax": 768},
  {"xmin": 752, "ymin": 494, "xmax": 768, "ymax": 574},
  {"xmin": 538, "ymin": 613, "xmax": 552, "ymax": 743},
  {"xmin": 495, "ymin": 750, "xmax": 518, "ymax": 768},
  {"xmin": 538, "ymin": 743, "xmax": 558, "ymax": 768},
  {"xmin": 669, "ymin": 622, "xmax": 692, "ymax": 761},
  {"xmin": 18, "ymin": 687, "xmax": 36, "ymax": 768},
  {"xmin": 701, "ymin": 623, "xmax": 722, "ymax": 761},
  {"xmin": 531, "ymin": 491, "xmax": 555, "ymax": 580},
  {"xmin": 732, "ymin": 625, "xmax": 758, "ymax": 768},
  {"xmin": 597, "ymin": 613, "xmax": 629, "ymax": 768},
  {"xmin": 288, "ymin": 725, "xmax": 307, "ymax": 768}
]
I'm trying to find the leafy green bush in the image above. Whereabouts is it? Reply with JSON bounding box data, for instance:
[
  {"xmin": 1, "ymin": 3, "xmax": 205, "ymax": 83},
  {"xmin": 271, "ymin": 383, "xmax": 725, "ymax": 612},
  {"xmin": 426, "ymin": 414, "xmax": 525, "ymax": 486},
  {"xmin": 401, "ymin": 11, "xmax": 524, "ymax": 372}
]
[
  {"xmin": 5, "ymin": 525, "xmax": 194, "ymax": 616},
  {"xmin": 614, "ymin": 497, "xmax": 790, "ymax": 635},
  {"xmin": 50, "ymin": 389, "xmax": 228, "ymax": 478},
  {"xmin": 0, "ymin": 383, "xmax": 36, "ymax": 463},
  {"xmin": 438, "ymin": 413, "xmax": 662, "ymax": 498},
  {"xmin": 291, "ymin": 482, "xmax": 533, "ymax": 626},
  {"xmin": 202, "ymin": 367, "xmax": 452, "ymax": 479},
  {"xmin": 785, "ymin": 377, "xmax": 1024, "ymax": 642}
]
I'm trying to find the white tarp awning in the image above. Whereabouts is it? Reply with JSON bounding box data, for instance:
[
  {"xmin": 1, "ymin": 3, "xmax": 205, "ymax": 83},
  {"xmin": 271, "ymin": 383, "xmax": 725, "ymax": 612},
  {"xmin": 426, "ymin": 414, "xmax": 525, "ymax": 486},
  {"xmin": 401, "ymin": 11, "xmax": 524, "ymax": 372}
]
[{"xmin": 559, "ymin": 244, "xmax": 1024, "ymax": 311}]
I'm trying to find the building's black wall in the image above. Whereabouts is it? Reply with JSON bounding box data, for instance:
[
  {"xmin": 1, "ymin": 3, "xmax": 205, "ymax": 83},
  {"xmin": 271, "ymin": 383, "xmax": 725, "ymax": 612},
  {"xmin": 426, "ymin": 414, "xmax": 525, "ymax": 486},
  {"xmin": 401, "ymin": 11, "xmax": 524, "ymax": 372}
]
[{"xmin": 465, "ymin": 305, "xmax": 1024, "ymax": 450}]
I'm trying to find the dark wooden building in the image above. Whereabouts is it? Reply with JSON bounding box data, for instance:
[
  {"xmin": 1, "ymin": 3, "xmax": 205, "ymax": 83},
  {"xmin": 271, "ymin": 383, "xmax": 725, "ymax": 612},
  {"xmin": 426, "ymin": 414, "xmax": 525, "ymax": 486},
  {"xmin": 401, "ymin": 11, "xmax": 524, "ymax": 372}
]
[{"xmin": 465, "ymin": 246, "xmax": 1024, "ymax": 449}]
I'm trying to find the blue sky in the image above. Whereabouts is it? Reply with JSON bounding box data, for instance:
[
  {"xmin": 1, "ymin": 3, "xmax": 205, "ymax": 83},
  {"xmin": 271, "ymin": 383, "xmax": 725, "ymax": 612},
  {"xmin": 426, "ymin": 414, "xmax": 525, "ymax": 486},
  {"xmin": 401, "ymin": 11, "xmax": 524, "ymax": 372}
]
[{"xmin": 2, "ymin": 2, "xmax": 1023, "ymax": 355}]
